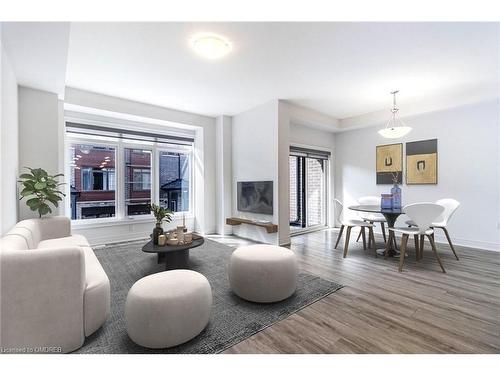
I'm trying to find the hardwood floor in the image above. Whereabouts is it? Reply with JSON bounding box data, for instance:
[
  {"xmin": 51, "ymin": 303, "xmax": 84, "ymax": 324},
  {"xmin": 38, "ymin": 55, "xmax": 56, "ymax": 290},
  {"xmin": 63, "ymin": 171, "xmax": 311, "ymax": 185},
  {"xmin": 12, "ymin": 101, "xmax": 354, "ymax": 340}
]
[{"xmin": 213, "ymin": 229, "xmax": 500, "ymax": 353}]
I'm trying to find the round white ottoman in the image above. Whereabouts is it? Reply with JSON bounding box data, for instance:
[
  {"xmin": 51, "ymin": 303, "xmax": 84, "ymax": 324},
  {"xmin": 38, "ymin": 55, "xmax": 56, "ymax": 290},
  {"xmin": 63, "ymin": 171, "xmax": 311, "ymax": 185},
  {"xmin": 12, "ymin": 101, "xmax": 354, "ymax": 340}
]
[
  {"xmin": 229, "ymin": 244, "xmax": 298, "ymax": 303},
  {"xmin": 125, "ymin": 270, "xmax": 212, "ymax": 349}
]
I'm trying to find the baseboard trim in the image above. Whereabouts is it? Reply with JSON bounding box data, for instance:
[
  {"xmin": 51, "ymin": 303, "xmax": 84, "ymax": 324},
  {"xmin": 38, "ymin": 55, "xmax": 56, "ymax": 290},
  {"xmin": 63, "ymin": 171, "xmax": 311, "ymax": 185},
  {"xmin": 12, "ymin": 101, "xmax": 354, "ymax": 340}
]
[
  {"xmin": 290, "ymin": 225, "xmax": 328, "ymax": 237},
  {"xmin": 84, "ymin": 232, "xmax": 151, "ymax": 247},
  {"xmin": 441, "ymin": 237, "xmax": 500, "ymax": 252}
]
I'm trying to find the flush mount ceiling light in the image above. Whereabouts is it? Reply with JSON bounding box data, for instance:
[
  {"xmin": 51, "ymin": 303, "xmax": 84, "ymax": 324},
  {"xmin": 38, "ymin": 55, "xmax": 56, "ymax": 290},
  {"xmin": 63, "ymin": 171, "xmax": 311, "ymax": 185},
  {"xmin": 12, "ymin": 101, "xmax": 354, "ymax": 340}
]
[
  {"xmin": 190, "ymin": 33, "xmax": 232, "ymax": 59},
  {"xmin": 378, "ymin": 90, "xmax": 412, "ymax": 139}
]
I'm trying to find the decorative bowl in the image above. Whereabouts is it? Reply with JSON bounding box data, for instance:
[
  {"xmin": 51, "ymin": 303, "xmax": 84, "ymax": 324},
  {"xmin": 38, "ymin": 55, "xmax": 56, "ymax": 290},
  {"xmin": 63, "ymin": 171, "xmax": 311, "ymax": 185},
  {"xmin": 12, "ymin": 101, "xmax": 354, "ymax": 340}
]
[{"xmin": 167, "ymin": 238, "xmax": 179, "ymax": 246}]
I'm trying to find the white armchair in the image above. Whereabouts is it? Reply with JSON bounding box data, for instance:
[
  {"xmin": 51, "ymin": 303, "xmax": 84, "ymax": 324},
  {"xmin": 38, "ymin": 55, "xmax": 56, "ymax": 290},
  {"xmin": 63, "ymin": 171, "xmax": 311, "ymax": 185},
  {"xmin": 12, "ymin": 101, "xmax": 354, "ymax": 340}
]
[
  {"xmin": 334, "ymin": 199, "xmax": 376, "ymax": 258},
  {"xmin": 356, "ymin": 195, "xmax": 388, "ymax": 245},
  {"xmin": 390, "ymin": 203, "xmax": 445, "ymax": 273},
  {"xmin": 0, "ymin": 216, "xmax": 110, "ymax": 353},
  {"xmin": 406, "ymin": 198, "xmax": 461, "ymax": 260}
]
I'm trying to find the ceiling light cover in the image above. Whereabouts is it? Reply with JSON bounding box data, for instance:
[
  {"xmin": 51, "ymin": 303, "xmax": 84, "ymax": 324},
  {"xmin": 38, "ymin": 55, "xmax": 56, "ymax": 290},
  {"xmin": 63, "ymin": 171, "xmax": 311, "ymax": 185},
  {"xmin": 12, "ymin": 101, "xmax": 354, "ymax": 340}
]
[
  {"xmin": 378, "ymin": 126, "xmax": 412, "ymax": 139},
  {"xmin": 379, "ymin": 91, "xmax": 412, "ymax": 139},
  {"xmin": 190, "ymin": 33, "xmax": 232, "ymax": 59}
]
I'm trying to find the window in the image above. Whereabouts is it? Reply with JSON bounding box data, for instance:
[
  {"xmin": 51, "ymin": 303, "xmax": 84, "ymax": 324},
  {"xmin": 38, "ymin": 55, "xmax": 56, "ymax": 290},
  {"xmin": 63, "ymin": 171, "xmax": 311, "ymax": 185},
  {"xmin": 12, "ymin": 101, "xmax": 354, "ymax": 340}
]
[
  {"xmin": 81, "ymin": 167, "xmax": 115, "ymax": 191},
  {"xmin": 81, "ymin": 168, "xmax": 92, "ymax": 191},
  {"xmin": 132, "ymin": 169, "xmax": 151, "ymax": 191},
  {"xmin": 306, "ymin": 158, "xmax": 326, "ymax": 227},
  {"xmin": 68, "ymin": 143, "xmax": 116, "ymax": 220},
  {"xmin": 289, "ymin": 146, "xmax": 329, "ymax": 231},
  {"xmin": 289, "ymin": 155, "xmax": 303, "ymax": 226},
  {"xmin": 159, "ymin": 151, "xmax": 191, "ymax": 213},
  {"xmin": 66, "ymin": 123, "xmax": 194, "ymax": 222},
  {"xmin": 125, "ymin": 148, "xmax": 152, "ymax": 216}
]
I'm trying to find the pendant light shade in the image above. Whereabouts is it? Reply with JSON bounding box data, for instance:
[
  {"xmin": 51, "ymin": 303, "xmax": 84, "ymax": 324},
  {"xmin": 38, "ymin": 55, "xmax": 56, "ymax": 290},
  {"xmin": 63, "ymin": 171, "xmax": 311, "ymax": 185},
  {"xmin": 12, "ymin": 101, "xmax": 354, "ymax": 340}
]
[
  {"xmin": 378, "ymin": 125, "xmax": 412, "ymax": 138},
  {"xmin": 379, "ymin": 91, "xmax": 412, "ymax": 139}
]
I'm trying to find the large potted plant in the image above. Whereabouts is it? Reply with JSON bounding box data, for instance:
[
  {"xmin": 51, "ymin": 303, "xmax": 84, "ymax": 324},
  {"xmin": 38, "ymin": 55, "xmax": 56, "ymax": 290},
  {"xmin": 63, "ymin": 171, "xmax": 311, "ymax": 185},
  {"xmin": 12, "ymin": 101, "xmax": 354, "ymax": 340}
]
[
  {"xmin": 18, "ymin": 167, "xmax": 66, "ymax": 218},
  {"xmin": 149, "ymin": 203, "xmax": 173, "ymax": 245}
]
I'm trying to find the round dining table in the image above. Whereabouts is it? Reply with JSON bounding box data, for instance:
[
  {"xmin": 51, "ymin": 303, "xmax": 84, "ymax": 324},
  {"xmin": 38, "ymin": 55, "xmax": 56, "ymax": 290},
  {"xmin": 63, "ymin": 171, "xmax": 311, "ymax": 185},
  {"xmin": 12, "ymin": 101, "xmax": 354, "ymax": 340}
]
[{"xmin": 348, "ymin": 204, "xmax": 404, "ymax": 257}]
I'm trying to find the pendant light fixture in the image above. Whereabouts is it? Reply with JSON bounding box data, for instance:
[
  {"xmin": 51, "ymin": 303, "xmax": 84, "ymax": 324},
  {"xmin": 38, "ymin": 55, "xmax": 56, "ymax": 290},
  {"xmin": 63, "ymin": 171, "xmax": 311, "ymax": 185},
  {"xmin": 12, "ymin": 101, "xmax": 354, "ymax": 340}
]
[{"xmin": 378, "ymin": 90, "xmax": 412, "ymax": 139}]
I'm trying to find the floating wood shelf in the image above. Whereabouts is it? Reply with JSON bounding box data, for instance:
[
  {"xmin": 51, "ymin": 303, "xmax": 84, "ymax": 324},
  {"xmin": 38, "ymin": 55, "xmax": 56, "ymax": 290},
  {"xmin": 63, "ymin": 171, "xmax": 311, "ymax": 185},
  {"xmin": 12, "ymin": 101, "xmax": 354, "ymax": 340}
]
[{"xmin": 226, "ymin": 217, "xmax": 278, "ymax": 234}]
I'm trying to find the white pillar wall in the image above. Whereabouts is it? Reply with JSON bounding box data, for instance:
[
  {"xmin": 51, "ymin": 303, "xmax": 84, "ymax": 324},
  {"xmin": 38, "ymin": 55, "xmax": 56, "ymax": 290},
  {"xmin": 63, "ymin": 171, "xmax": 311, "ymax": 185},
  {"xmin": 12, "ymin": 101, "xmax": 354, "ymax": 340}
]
[
  {"xmin": 279, "ymin": 101, "xmax": 338, "ymax": 245},
  {"xmin": 1, "ymin": 36, "xmax": 19, "ymax": 234},
  {"xmin": 18, "ymin": 86, "xmax": 62, "ymax": 220},
  {"xmin": 215, "ymin": 115, "xmax": 233, "ymax": 235},
  {"xmin": 231, "ymin": 100, "xmax": 338, "ymax": 246},
  {"xmin": 231, "ymin": 100, "xmax": 280, "ymax": 245},
  {"xmin": 277, "ymin": 102, "xmax": 291, "ymax": 246}
]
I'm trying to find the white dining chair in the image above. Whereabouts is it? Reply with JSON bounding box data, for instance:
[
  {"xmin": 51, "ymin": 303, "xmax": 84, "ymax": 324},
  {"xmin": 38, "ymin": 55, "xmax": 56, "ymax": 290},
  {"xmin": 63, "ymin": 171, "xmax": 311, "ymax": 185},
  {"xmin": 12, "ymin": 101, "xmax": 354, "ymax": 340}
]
[
  {"xmin": 334, "ymin": 199, "xmax": 376, "ymax": 258},
  {"xmin": 389, "ymin": 203, "xmax": 445, "ymax": 273},
  {"xmin": 355, "ymin": 195, "xmax": 388, "ymax": 246},
  {"xmin": 406, "ymin": 198, "xmax": 460, "ymax": 260}
]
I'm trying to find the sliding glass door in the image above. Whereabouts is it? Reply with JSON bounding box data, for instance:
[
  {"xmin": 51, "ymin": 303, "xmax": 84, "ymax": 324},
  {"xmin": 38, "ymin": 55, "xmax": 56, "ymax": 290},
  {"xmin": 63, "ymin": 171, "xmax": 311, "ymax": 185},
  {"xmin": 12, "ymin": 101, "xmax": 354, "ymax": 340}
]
[
  {"xmin": 289, "ymin": 155, "xmax": 305, "ymax": 228},
  {"xmin": 289, "ymin": 147, "xmax": 329, "ymax": 232},
  {"xmin": 306, "ymin": 157, "xmax": 326, "ymax": 227}
]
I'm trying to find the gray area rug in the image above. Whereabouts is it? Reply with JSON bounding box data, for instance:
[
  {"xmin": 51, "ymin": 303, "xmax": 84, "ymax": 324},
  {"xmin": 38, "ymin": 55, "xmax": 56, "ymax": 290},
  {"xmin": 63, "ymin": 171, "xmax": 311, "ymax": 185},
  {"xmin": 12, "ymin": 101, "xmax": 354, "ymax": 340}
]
[{"xmin": 76, "ymin": 239, "xmax": 343, "ymax": 354}]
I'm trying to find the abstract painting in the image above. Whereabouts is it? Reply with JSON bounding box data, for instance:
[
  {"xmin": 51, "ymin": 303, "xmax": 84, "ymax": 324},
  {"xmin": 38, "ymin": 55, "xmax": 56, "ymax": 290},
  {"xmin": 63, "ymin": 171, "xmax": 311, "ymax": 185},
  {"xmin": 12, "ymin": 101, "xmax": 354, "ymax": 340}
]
[
  {"xmin": 406, "ymin": 139, "xmax": 438, "ymax": 184},
  {"xmin": 376, "ymin": 143, "xmax": 403, "ymax": 184}
]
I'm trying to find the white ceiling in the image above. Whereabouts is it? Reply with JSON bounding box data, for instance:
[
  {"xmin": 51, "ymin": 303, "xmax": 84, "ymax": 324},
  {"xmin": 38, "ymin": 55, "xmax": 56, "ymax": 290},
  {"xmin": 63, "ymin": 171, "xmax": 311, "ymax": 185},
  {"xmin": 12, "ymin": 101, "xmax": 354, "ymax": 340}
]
[
  {"xmin": 3, "ymin": 22, "xmax": 499, "ymax": 122},
  {"xmin": 1, "ymin": 22, "xmax": 70, "ymax": 97},
  {"xmin": 65, "ymin": 22, "xmax": 499, "ymax": 120}
]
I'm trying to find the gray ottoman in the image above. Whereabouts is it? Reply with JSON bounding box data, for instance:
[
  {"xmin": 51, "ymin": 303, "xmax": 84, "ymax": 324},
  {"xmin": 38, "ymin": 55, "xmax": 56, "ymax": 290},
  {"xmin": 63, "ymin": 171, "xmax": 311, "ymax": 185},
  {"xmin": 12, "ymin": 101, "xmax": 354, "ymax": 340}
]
[
  {"xmin": 125, "ymin": 270, "xmax": 212, "ymax": 349},
  {"xmin": 229, "ymin": 244, "xmax": 298, "ymax": 303}
]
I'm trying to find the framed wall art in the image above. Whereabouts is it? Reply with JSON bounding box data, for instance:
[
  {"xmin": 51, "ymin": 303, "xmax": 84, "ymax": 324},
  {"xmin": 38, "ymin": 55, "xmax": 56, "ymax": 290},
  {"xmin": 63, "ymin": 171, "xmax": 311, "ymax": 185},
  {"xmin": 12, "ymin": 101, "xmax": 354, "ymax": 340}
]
[
  {"xmin": 406, "ymin": 139, "xmax": 438, "ymax": 185},
  {"xmin": 376, "ymin": 143, "xmax": 403, "ymax": 184}
]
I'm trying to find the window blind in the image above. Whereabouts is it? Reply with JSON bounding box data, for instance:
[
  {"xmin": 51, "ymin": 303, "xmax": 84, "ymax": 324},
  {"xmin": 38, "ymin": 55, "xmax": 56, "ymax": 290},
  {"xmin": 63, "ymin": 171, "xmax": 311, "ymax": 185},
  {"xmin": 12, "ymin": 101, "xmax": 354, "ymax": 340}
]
[
  {"xmin": 66, "ymin": 122, "xmax": 194, "ymax": 146},
  {"xmin": 289, "ymin": 146, "xmax": 331, "ymax": 160}
]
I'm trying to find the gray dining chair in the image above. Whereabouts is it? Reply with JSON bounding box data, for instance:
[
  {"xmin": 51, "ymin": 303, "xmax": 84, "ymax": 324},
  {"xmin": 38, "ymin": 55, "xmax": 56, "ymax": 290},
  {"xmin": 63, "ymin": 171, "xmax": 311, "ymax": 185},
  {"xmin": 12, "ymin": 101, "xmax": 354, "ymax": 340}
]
[
  {"xmin": 334, "ymin": 199, "xmax": 376, "ymax": 258},
  {"xmin": 388, "ymin": 202, "xmax": 445, "ymax": 273}
]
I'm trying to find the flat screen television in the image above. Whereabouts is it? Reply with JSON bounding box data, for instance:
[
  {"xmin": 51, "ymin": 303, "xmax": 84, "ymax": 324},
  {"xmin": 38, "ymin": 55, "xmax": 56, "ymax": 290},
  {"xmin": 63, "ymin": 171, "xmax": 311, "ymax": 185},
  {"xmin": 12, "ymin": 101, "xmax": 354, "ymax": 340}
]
[{"xmin": 237, "ymin": 181, "xmax": 273, "ymax": 215}]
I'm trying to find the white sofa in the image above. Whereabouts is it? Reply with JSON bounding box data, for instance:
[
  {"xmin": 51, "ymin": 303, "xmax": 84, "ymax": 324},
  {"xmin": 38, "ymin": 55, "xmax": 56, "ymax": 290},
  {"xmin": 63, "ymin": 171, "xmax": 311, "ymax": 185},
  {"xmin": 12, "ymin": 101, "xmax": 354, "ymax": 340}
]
[{"xmin": 0, "ymin": 216, "xmax": 110, "ymax": 353}]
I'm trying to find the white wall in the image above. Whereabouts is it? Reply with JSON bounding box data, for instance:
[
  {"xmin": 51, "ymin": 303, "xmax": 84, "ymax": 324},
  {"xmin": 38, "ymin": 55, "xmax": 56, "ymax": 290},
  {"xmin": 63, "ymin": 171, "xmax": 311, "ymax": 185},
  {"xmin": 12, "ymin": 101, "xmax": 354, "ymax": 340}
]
[
  {"xmin": 277, "ymin": 102, "xmax": 291, "ymax": 245},
  {"xmin": 334, "ymin": 100, "xmax": 500, "ymax": 251},
  {"xmin": 72, "ymin": 217, "xmax": 196, "ymax": 246},
  {"xmin": 232, "ymin": 100, "xmax": 280, "ymax": 244},
  {"xmin": 230, "ymin": 100, "xmax": 338, "ymax": 246},
  {"xmin": 0, "ymin": 31, "xmax": 19, "ymax": 234},
  {"xmin": 215, "ymin": 115, "xmax": 233, "ymax": 235},
  {"xmin": 18, "ymin": 86, "xmax": 61, "ymax": 220},
  {"xmin": 289, "ymin": 122, "xmax": 336, "ymax": 150},
  {"xmin": 289, "ymin": 122, "xmax": 336, "ymax": 228},
  {"xmin": 497, "ymin": 25, "xmax": 500, "ymax": 246},
  {"xmin": 64, "ymin": 88, "xmax": 217, "ymax": 244},
  {"xmin": 277, "ymin": 101, "xmax": 338, "ymax": 245}
]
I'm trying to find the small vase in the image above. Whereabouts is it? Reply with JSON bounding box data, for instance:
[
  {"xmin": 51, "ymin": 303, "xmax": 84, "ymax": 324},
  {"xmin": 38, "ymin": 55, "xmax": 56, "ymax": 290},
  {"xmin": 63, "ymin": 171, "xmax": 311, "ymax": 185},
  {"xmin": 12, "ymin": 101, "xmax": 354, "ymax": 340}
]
[
  {"xmin": 153, "ymin": 223, "xmax": 164, "ymax": 245},
  {"xmin": 176, "ymin": 225, "xmax": 185, "ymax": 243},
  {"xmin": 391, "ymin": 183, "xmax": 402, "ymax": 209},
  {"xmin": 381, "ymin": 194, "xmax": 393, "ymax": 209},
  {"xmin": 158, "ymin": 234, "xmax": 166, "ymax": 246}
]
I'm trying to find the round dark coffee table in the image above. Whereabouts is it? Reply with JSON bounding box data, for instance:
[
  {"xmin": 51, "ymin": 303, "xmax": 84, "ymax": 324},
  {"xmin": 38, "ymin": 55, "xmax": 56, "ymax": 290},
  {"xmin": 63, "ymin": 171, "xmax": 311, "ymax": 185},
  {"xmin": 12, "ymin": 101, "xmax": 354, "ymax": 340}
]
[{"xmin": 142, "ymin": 235, "xmax": 204, "ymax": 270}]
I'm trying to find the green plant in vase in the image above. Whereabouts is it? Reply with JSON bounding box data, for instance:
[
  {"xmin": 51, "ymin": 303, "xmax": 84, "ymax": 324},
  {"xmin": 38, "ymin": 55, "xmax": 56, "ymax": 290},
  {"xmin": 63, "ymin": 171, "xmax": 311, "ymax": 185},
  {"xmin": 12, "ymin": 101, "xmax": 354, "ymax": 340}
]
[
  {"xmin": 149, "ymin": 203, "xmax": 173, "ymax": 245},
  {"xmin": 18, "ymin": 167, "xmax": 66, "ymax": 218}
]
